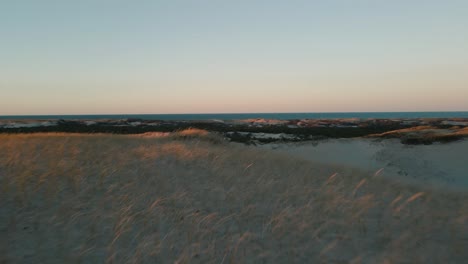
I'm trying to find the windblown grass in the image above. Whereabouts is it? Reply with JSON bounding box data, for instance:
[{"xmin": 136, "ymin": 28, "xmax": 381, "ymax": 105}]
[
  {"xmin": 0, "ymin": 132, "xmax": 467, "ymax": 263},
  {"xmin": 368, "ymin": 126, "xmax": 468, "ymax": 144}
]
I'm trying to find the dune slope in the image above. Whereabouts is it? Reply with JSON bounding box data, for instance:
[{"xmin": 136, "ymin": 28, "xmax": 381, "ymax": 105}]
[{"xmin": 0, "ymin": 132, "xmax": 467, "ymax": 263}]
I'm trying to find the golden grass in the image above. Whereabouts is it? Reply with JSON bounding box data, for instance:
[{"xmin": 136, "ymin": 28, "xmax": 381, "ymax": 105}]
[
  {"xmin": 453, "ymin": 127, "xmax": 468, "ymax": 136},
  {"xmin": 368, "ymin": 126, "xmax": 442, "ymax": 137},
  {"xmin": 368, "ymin": 126, "xmax": 468, "ymax": 144},
  {"xmin": 0, "ymin": 132, "xmax": 467, "ymax": 263},
  {"xmin": 175, "ymin": 128, "xmax": 210, "ymax": 137}
]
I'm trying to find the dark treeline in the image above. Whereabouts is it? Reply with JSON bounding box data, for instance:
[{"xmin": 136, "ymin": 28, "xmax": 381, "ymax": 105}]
[
  {"xmin": 0, "ymin": 119, "xmax": 400, "ymax": 136},
  {"xmin": 0, "ymin": 119, "xmax": 465, "ymax": 145}
]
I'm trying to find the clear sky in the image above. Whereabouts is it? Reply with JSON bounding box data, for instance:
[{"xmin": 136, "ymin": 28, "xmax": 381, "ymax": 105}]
[{"xmin": 1, "ymin": 0, "xmax": 468, "ymax": 115}]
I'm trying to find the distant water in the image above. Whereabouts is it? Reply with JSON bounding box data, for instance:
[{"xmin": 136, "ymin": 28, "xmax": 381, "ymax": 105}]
[{"xmin": 1, "ymin": 112, "xmax": 468, "ymax": 120}]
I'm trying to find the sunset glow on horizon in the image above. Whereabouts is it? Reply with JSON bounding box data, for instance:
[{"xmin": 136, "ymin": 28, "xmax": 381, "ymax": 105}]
[{"xmin": 1, "ymin": 1, "xmax": 468, "ymax": 115}]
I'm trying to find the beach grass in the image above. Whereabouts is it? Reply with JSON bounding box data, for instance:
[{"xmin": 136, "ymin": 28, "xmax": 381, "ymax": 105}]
[{"xmin": 0, "ymin": 131, "xmax": 467, "ymax": 263}]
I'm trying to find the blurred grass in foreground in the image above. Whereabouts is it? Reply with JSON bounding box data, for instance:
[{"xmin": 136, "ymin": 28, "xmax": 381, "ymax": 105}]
[{"xmin": 0, "ymin": 130, "xmax": 467, "ymax": 263}]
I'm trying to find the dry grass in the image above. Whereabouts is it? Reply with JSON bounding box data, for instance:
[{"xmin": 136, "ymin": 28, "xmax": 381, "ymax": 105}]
[
  {"xmin": 380, "ymin": 126, "xmax": 437, "ymax": 134},
  {"xmin": 370, "ymin": 126, "xmax": 467, "ymax": 138},
  {"xmin": 0, "ymin": 131, "xmax": 467, "ymax": 263},
  {"xmin": 452, "ymin": 127, "xmax": 468, "ymax": 136}
]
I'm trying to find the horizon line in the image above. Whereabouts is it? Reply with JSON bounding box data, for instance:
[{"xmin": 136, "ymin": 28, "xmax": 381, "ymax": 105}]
[{"xmin": 2, "ymin": 110, "xmax": 468, "ymax": 117}]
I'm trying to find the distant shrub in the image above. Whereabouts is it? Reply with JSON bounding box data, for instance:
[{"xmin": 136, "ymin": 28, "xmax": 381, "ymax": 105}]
[{"xmin": 170, "ymin": 128, "xmax": 225, "ymax": 144}]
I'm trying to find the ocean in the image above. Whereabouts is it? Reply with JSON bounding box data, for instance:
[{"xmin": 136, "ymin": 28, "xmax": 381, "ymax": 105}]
[{"xmin": 1, "ymin": 112, "xmax": 468, "ymax": 120}]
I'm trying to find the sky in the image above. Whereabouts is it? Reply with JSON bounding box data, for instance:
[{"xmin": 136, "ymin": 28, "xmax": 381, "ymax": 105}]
[{"xmin": 1, "ymin": 0, "xmax": 468, "ymax": 115}]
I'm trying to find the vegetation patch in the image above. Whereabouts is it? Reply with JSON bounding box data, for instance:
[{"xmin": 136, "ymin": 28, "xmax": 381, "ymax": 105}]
[{"xmin": 0, "ymin": 132, "xmax": 467, "ymax": 263}]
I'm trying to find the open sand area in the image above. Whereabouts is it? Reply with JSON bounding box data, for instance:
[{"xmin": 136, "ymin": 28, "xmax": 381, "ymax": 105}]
[{"xmin": 264, "ymin": 138, "xmax": 468, "ymax": 191}]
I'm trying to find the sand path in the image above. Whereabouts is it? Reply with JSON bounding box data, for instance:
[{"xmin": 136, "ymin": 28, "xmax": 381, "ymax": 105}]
[{"xmin": 264, "ymin": 139, "xmax": 468, "ymax": 190}]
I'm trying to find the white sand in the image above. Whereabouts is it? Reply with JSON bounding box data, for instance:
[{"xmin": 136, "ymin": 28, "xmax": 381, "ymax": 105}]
[{"xmin": 264, "ymin": 138, "xmax": 468, "ymax": 190}]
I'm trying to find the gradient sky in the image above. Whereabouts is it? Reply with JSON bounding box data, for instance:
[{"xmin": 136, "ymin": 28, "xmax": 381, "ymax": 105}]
[{"xmin": 1, "ymin": 0, "xmax": 468, "ymax": 115}]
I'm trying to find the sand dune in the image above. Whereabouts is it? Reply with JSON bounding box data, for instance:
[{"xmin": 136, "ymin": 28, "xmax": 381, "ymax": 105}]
[{"xmin": 1, "ymin": 132, "xmax": 467, "ymax": 263}]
